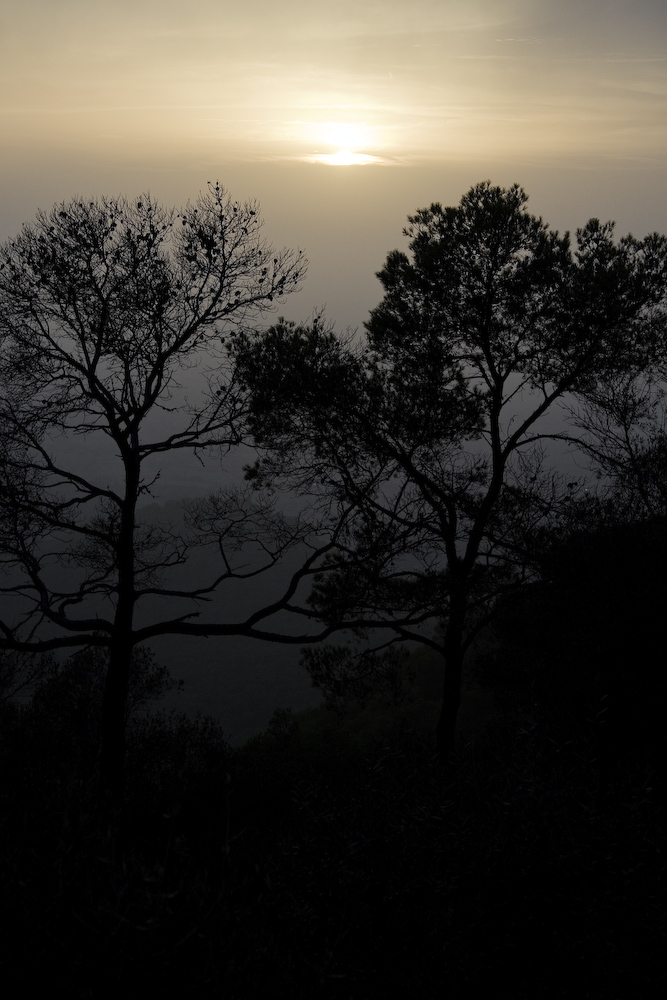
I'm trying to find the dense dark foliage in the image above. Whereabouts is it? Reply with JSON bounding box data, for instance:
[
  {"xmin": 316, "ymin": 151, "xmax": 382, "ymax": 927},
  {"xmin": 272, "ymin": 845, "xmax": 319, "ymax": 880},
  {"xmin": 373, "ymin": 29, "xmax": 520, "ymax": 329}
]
[
  {"xmin": 477, "ymin": 516, "xmax": 667, "ymax": 804},
  {"xmin": 1, "ymin": 573, "xmax": 664, "ymax": 996}
]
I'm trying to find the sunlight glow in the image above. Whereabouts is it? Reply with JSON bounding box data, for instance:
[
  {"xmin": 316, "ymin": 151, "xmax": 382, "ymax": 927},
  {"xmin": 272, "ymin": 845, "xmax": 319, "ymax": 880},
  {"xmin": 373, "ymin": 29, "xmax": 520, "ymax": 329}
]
[
  {"xmin": 318, "ymin": 122, "xmax": 370, "ymax": 150},
  {"xmin": 311, "ymin": 150, "xmax": 382, "ymax": 166},
  {"xmin": 297, "ymin": 120, "xmax": 386, "ymax": 165}
]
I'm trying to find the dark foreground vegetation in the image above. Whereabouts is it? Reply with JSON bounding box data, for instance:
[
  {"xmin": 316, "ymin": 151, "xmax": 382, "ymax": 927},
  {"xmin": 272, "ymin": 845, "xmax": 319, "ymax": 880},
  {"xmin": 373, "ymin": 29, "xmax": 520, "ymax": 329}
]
[{"xmin": 2, "ymin": 532, "xmax": 665, "ymax": 1000}]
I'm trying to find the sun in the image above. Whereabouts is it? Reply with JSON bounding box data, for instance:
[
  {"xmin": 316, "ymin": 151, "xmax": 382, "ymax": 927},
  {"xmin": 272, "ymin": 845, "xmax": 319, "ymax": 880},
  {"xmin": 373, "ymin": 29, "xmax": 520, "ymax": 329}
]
[
  {"xmin": 301, "ymin": 120, "xmax": 384, "ymax": 166},
  {"xmin": 320, "ymin": 121, "xmax": 369, "ymax": 150},
  {"xmin": 314, "ymin": 150, "xmax": 380, "ymax": 166}
]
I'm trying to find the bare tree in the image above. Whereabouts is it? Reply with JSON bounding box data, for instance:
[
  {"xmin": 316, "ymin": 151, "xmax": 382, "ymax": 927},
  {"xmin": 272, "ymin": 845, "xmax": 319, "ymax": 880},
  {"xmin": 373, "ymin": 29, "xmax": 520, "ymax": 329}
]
[{"xmin": 0, "ymin": 182, "xmax": 317, "ymax": 798}]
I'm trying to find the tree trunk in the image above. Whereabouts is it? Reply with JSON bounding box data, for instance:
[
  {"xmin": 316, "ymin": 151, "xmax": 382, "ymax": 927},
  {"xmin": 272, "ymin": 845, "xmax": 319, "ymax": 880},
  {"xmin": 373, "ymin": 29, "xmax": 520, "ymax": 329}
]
[
  {"xmin": 99, "ymin": 632, "xmax": 133, "ymax": 805},
  {"xmin": 98, "ymin": 453, "xmax": 139, "ymax": 805},
  {"xmin": 436, "ymin": 611, "xmax": 465, "ymax": 757}
]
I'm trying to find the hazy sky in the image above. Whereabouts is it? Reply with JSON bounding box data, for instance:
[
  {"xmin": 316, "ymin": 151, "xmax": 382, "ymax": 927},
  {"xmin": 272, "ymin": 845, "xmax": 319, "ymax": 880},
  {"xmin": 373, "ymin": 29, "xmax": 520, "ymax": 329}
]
[{"xmin": 2, "ymin": 0, "xmax": 666, "ymax": 332}]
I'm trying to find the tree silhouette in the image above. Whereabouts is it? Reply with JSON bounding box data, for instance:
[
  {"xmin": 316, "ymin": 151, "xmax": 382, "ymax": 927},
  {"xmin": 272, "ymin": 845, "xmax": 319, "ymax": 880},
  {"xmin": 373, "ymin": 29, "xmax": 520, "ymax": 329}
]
[
  {"xmin": 236, "ymin": 182, "xmax": 667, "ymax": 754},
  {"xmin": 0, "ymin": 182, "xmax": 314, "ymax": 799}
]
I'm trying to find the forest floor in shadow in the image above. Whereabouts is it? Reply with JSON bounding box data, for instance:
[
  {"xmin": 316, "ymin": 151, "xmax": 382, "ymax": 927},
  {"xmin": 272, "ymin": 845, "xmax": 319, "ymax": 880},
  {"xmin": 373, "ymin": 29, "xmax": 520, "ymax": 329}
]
[{"xmin": 0, "ymin": 648, "xmax": 664, "ymax": 998}]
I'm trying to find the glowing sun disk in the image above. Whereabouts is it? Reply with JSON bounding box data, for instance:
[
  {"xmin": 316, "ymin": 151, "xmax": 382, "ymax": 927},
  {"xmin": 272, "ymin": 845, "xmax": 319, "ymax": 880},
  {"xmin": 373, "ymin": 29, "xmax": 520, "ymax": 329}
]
[
  {"xmin": 320, "ymin": 121, "xmax": 369, "ymax": 150},
  {"xmin": 314, "ymin": 150, "xmax": 379, "ymax": 165}
]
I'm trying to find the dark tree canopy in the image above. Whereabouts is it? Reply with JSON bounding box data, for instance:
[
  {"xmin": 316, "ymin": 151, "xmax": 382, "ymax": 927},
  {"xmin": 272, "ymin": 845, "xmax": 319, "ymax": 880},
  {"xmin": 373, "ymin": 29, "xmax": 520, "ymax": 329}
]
[
  {"xmin": 482, "ymin": 515, "xmax": 667, "ymax": 800},
  {"xmin": 238, "ymin": 181, "xmax": 667, "ymax": 752}
]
